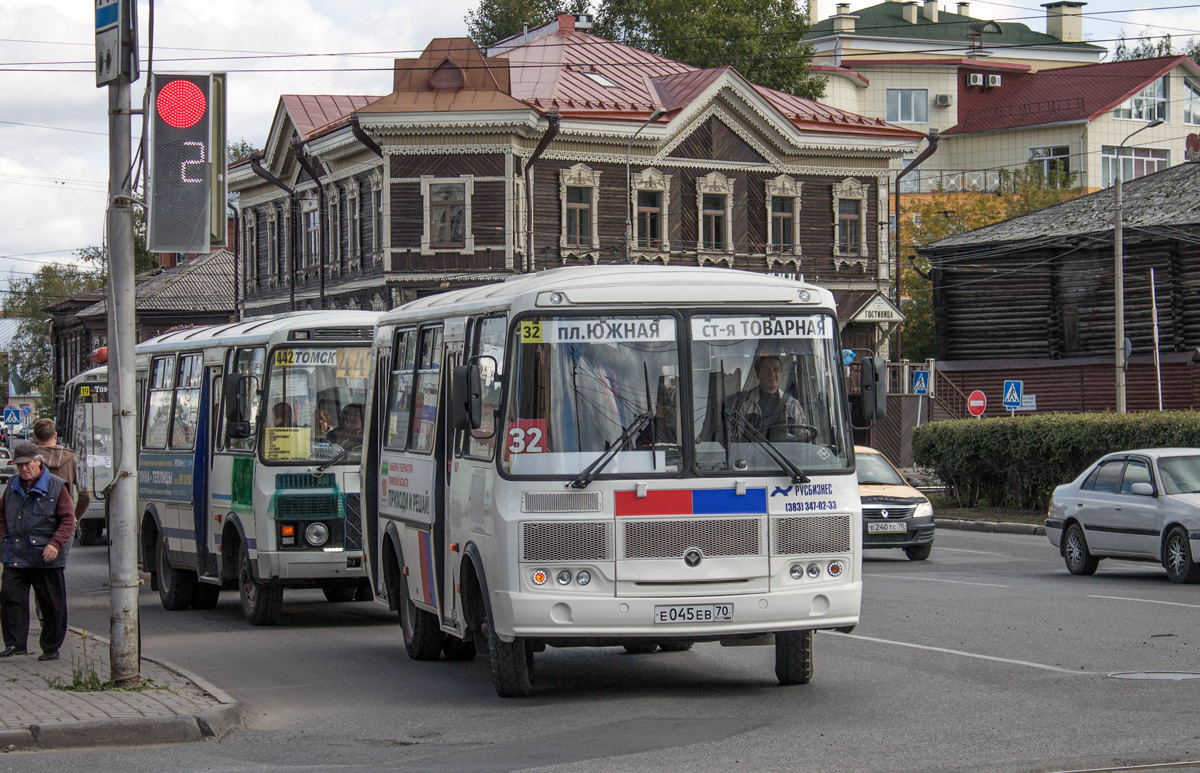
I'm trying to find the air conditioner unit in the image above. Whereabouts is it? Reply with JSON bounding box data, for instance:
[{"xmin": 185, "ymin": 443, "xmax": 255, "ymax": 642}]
[
  {"xmin": 967, "ymin": 73, "xmax": 984, "ymax": 86},
  {"xmin": 934, "ymin": 93, "xmax": 954, "ymax": 107},
  {"xmin": 986, "ymin": 73, "xmax": 1002, "ymax": 87}
]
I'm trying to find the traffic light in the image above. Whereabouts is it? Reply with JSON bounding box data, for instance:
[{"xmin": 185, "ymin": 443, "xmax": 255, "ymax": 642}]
[{"xmin": 147, "ymin": 73, "xmax": 226, "ymax": 253}]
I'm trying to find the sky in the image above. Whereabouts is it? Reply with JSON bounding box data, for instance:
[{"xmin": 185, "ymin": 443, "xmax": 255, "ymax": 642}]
[{"xmin": 1, "ymin": 0, "xmax": 1198, "ymax": 295}]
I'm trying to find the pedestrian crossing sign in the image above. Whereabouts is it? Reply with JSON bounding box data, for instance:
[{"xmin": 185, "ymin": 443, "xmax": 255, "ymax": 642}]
[
  {"xmin": 1002, "ymin": 380, "xmax": 1023, "ymax": 410},
  {"xmin": 2, "ymin": 406, "xmax": 18, "ymax": 425},
  {"xmin": 912, "ymin": 370, "xmax": 930, "ymax": 395}
]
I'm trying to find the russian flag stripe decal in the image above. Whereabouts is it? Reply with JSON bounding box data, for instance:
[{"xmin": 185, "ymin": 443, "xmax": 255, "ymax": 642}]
[
  {"xmin": 614, "ymin": 488, "xmax": 767, "ymax": 516},
  {"xmin": 417, "ymin": 531, "xmax": 437, "ymax": 607}
]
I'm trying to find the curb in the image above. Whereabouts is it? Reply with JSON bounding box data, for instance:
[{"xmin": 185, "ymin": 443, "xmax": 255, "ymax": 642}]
[
  {"xmin": 1, "ymin": 627, "xmax": 242, "ymax": 753},
  {"xmin": 935, "ymin": 517, "xmax": 1045, "ymax": 536}
]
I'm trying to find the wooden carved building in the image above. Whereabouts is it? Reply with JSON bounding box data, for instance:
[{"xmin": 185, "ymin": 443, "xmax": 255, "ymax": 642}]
[{"xmin": 230, "ymin": 15, "xmax": 924, "ymax": 353}]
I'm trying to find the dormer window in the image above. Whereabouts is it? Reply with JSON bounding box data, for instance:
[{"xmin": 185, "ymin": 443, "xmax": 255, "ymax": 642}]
[
  {"xmin": 581, "ymin": 71, "xmax": 619, "ymax": 88},
  {"xmin": 430, "ymin": 60, "xmax": 464, "ymax": 90}
]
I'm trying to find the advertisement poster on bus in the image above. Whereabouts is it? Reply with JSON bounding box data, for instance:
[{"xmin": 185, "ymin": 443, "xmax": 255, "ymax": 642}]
[{"xmin": 379, "ymin": 454, "xmax": 435, "ymax": 526}]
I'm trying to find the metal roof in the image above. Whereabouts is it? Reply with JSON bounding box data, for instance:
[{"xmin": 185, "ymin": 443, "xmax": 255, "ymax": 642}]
[
  {"xmin": 136, "ymin": 310, "xmax": 381, "ymax": 353},
  {"xmin": 281, "ymin": 95, "xmax": 381, "ymax": 140},
  {"xmin": 79, "ymin": 249, "xmax": 237, "ymax": 317},
  {"xmin": 0, "ymin": 318, "xmax": 21, "ymax": 348}
]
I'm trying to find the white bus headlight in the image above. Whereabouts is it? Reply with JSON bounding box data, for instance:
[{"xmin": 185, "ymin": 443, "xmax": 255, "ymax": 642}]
[
  {"xmin": 576, "ymin": 570, "xmax": 591, "ymax": 586},
  {"xmin": 790, "ymin": 564, "xmax": 804, "ymax": 580},
  {"xmin": 305, "ymin": 522, "xmax": 329, "ymax": 547},
  {"xmin": 806, "ymin": 563, "xmax": 821, "ymax": 578},
  {"xmin": 556, "ymin": 570, "xmax": 572, "ymax": 586}
]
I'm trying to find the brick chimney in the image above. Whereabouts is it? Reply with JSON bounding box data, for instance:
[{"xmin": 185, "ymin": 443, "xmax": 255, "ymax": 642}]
[
  {"xmin": 1043, "ymin": 1, "xmax": 1085, "ymax": 43},
  {"xmin": 923, "ymin": 0, "xmax": 938, "ymax": 22},
  {"xmin": 833, "ymin": 3, "xmax": 856, "ymax": 32}
]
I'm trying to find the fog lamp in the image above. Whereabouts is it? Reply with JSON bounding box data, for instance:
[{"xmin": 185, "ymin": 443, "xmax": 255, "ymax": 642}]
[
  {"xmin": 557, "ymin": 570, "xmax": 572, "ymax": 585},
  {"xmin": 305, "ymin": 522, "xmax": 329, "ymax": 547},
  {"xmin": 576, "ymin": 570, "xmax": 591, "ymax": 586},
  {"xmin": 806, "ymin": 563, "xmax": 821, "ymax": 578},
  {"xmin": 790, "ymin": 564, "xmax": 804, "ymax": 580}
]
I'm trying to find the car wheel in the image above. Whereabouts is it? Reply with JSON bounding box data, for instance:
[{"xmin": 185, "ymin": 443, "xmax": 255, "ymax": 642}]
[
  {"xmin": 775, "ymin": 629, "xmax": 814, "ymax": 685},
  {"xmin": 1163, "ymin": 526, "xmax": 1200, "ymax": 584},
  {"xmin": 904, "ymin": 543, "xmax": 933, "ymax": 561},
  {"xmin": 1063, "ymin": 523, "xmax": 1100, "ymax": 576},
  {"xmin": 157, "ymin": 538, "xmax": 196, "ymax": 611},
  {"xmin": 239, "ymin": 544, "xmax": 283, "ymax": 626}
]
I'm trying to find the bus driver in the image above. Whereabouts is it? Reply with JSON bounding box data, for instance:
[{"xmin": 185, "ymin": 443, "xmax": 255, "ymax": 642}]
[{"xmin": 729, "ymin": 355, "xmax": 812, "ymax": 442}]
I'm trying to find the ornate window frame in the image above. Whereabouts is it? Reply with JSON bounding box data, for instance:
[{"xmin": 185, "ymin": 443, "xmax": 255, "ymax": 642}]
[
  {"xmin": 630, "ymin": 167, "xmax": 671, "ymax": 262},
  {"xmin": 420, "ymin": 175, "xmax": 474, "ymax": 256},
  {"xmin": 832, "ymin": 177, "xmax": 869, "ymax": 266},
  {"xmin": 280, "ymin": 203, "xmax": 292, "ymax": 285},
  {"xmin": 695, "ymin": 171, "xmax": 734, "ymax": 265},
  {"xmin": 301, "ymin": 190, "xmax": 320, "ymax": 273},
  {"xmin": 766, "ymin": 175, "xmax": 802, "ymax": 268},
  {"xmin": 370, "ymin": 169, "xmax": 384, "ymax": 259},
  {"xmin": 266, "ymin": 205, "xmax": 279, "ymax": 287},
  {"xmin": 242, "ymin": 208, "xmax": 258, "ymax": 289},
  {"xmin": 326, "ymin": 184, "xmax": 341, "ymax": 273},
  {"xmin": 559, "ymin": 163, "xmax": 601, "ymax": 259}
]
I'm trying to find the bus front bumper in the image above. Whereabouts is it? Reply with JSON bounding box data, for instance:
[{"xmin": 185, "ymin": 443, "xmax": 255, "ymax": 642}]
[
  {"xmin": 257, "ymin": 550, "xmax": 366, "ymax": 581},
  {"xmin": 494, "ymin": 582, "xmax": 861, "ymax": 641}
]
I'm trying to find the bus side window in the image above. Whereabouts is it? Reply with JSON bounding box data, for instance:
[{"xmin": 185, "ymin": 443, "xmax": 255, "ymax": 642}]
[
  {"xmin": 225, "ymin": 347, "xmax": 264, "ymax": 452},
  {"xmin": 385, "ymin": 330, "xmax": 416, "ymax": 450},
  {"xmin": 144, "ymin": 356, "xmax": 174, "ymax": 449},
  {"xmin": 466, "ymin": 315, "xmax": 506, "ymax": 460},
  {"xmin": 170, "ymin": 354, "xmax": 203, "ymax": 450},
  {"xmin": 409, "ymin": 326, "xmax": 443, "ymax": 454}
]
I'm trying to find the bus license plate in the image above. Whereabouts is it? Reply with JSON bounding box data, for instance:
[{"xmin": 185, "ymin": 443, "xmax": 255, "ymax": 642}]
[
  {"xmin": 867, "ymin": 522, "xmax": 907, "ymax": 534},
  {"xmin": 654, "ymin": 604, "xmax": 734, "ymax": 624}
]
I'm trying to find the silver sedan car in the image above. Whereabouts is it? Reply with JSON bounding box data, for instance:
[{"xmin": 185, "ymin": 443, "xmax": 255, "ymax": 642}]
[{"xmin": 1046, "ymin": 449, "xmax": 1200, "ymax": 583}]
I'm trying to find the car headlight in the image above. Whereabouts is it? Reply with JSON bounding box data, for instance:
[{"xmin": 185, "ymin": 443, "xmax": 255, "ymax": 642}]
[{"xmin": 914, "ymin": 501, "xmax": 933, "ymax": 519}]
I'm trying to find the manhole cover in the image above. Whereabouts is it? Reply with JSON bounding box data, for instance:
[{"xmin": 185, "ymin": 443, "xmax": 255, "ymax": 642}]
[{"xmin": 1107, "ymin": 671, "xmax": 1200, "ymax": 681}]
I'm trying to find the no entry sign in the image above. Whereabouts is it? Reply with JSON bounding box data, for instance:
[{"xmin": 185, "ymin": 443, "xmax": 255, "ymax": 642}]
[{"xmin": 967, "ymin": 390, "xmax": 987, "ymax": 417}]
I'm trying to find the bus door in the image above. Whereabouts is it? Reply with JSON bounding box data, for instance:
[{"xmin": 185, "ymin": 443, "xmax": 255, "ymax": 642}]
[
  {"xmin": 190, "ymin": 367, "xmax": 214, "ymax": 576},
  {"xmin": 199, "ymin": 365, "xmax": 224, "ymax": 578}
]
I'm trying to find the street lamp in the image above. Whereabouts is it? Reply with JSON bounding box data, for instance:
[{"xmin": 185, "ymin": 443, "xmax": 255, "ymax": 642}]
[
  {"xmin": 1114, "ymin": 116, "xmax": 1163, "ymax": 413},
  {"xmin": 625, "ymin": 108, "xmax": 666, "ymax": 261}
]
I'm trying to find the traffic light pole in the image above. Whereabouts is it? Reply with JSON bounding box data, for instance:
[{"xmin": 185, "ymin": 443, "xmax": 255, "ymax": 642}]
[{"xmin": 106, "ymin": 70, "xmax": 141, "ymax": 688}]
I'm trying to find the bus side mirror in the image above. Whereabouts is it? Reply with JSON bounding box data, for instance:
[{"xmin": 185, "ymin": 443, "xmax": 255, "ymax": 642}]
[
  {"xmin": 860, "ymin": 356, "xmax": 887, "ymax": 423},
  {"xmin": 451, "ymin": 363, "xmax": 483, "ymax": 432},
  {"xmin": 224, "ymin": 373, "xmax": 257, "ymax": 439}
]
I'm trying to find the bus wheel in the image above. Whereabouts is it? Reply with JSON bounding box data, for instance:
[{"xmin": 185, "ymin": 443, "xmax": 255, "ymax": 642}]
[
  {"xmin": 78, "ymin": 520, "xmax": 104, "ymax": 546},
  {"xmin": 399, "ymin": 569, "xmax": 443, "ymax": 660},
  {"xmin": 192, "ymin": 583, "xmax": 221, "ymax": 610},
  {"xmin": 775, "ymin": 630, "xmax": 814, "ymax": 686},
  {"xmin": 238, "ymin": 545, "xmax": 283, "ymax": 626},
  {"xmin": 157, "ymin": 539, "xmax": 196, "ymax": 611},
  {"xmin": 442, "ymin": 634, "xmax": 477, "ymax": 661},
  {"xmin": 322, "ymin": 586, "xmax": 357, "ymax": 603},
  {"xmin": 485, "ymin": 621, "xmax": 532, "ymax": 697}
]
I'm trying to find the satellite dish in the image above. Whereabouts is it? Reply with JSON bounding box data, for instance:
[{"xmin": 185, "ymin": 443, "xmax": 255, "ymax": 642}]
[{"xmin": 1187, "ymin": 133, "xmax": 1200, "ymax": 161}]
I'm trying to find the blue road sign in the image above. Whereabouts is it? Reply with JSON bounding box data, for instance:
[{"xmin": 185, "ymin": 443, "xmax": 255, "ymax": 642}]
[
  {"xmin": 1003, "ymin": 380, "xmax": 1024, "ymax": 410},
  {"xmin": 912, "ymin": 370, "xmax": 930, "ymax": 395},
  {"xmin": 19, "ymin": 405, "xmax": 32, "ymax": 418},
  {"xmin": 3, "ymin": 406, "xmax": 19, "ymax": 425}
]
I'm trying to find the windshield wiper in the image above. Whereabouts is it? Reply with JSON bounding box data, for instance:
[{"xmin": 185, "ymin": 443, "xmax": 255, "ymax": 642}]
[
  {"xmin": 568, "ymin": 411, "xmax": 653, "ymax": 490},
  {"xmin": 313, "ymin": 441, "xmax": 358, "ymax": 477},
  {"xmin": 723, "ymin": 408, "xmax": 810, "ymax": 484}
]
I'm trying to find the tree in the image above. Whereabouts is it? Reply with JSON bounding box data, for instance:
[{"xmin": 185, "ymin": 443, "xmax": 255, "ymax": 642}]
[
  {"xmin": 227, "ymin": 137, "xmax": 259, "ymax": 164},
  {"xmin": 593, "ymin": 0, "xmax": 825, "ymax": 99},
  {"xmin": 897, "ymin": 165, "xmax": 1083, "ymax": 361},
  {"xmin": 466, "ymin": 0, "xmax": 589, "ymax": 48},
  {"xmin": 1113, "ymin": 30, "xmax": 1176, "ymax": 61},
  {"xmin": 75, "ymin": 208, "xmax": 158, "ymax": 276},
  {"xmin": 2, "ymin": 263, "xmax": 106, "ymax": 413}
]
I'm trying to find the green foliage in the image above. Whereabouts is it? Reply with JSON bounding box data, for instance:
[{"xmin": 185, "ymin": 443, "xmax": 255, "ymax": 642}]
[
  {"xmin": 913, "ymin": 411, "xmax": 1200, "ymax": 510},
  {"xmin": 898, "ymin": 164, "xmax": 1082, "ymax": 361},
  {"xmin": 593, "ymin": 0, "xmax": 825, "ymax": 99},
  {"xmin": 1113, "ymin": 30, "xmax": 1175, "ymax": 61},
  {"xmin": 466, "ymin": 0, "xmax": 589, "ymax": 47},
  {"xmin": 75, "ymin": 208, "xmax": 157, "ymax": 276},
  {"xmin": 227, "ymin": 137, "xmax": 260, "ymax": 164}
]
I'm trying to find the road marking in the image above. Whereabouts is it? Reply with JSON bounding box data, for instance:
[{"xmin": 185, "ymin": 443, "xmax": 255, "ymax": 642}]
[
  {"xmin": 823, "ymin": 631, "xmax": 1090, "ymax": 675},
  {"xmin": 877, "ymin": 573, "xmax": 1008, "ymax": 588},
  {"xmin": 1043, "ymin": 760, "xmax": 1200, "ymax": 773},
  {"xmin": 931, "ymin": 546, "xmax": 1012, "ymax": 558},
  {"xmin": 1089, "ymin": 595, "xmax": 1200, "ymax": 610}
]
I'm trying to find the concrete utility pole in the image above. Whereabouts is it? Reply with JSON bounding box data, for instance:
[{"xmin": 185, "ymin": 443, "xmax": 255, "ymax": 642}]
[{"xmin": 102, "ymin": 9, "xmax": 141, "ymax": 687}]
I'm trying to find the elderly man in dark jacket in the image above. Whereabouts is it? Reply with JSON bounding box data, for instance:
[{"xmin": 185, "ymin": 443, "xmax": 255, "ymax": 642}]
[{"xmin": 0, "ymin": 442, "xmax": 76, "ymax": 660}]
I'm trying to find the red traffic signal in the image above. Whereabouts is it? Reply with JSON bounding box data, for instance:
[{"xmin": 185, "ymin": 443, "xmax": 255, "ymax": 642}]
[{"xmin": 156, "ymin": 79, "xmax": 207, "ymax": 129}]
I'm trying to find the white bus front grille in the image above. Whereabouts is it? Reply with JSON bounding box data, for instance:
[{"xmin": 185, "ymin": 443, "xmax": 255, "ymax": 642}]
[
  {"xmin": 522, "ymin": 521, "xmax": 612, "ymax": 561},
  {"xmin": 521, "ymin": 491, "xmax": 602, "ymax": 513},
  {"xmin": 621, "ymin": 518, "xmax": 761, "ymax": 559},
  {"xmin": 772, "ymin": 515, "xmax": 851, "ymax": 555}
]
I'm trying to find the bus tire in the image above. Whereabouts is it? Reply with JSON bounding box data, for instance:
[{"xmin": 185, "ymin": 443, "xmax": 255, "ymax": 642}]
[
  {"xmin": 192, "ymin": 582, "xmax": 221, "ymax": 610},
  {"xmin": 239, "ymin": 544, "xmax": 283, "ymax": 626},
  {"xmin": 400, "ymin": 569, "xmax": 443, "ymax": 661},
  {"xmin": 775, "ymin": 629, "xmax": 814, "ymax": 686},
  {"xmin": 322, "ymin": 586, "xmax": 357, "ymax": 603},
  {"xmin": 157, "ymin": 538, "xmax": 196, "ymax": 611},
  {"xmin": 78, "ymin": 520, "xmax": 104, "ymax": 546},
  {"xmin": 441, "ymin": 634, "xmax": 477, "ymax": 661},
  {"xmin": 485, "ymin": 621, "xmax": 531, "ymax": 698}
]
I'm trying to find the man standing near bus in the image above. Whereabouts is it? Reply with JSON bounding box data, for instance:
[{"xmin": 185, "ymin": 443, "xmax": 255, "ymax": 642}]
[
  {"xmin": 32, "ymin": 419, "xmax": 89, "ymax": 520},
  {"xmin": 0, "ymin": 442, "xmax": 76, "ymax": 660}
]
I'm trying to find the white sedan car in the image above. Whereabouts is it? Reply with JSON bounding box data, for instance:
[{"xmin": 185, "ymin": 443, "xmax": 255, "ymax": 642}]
[{"xmin": 1046, "ymin": 449, "xmax": 1200, "ymax": 583}]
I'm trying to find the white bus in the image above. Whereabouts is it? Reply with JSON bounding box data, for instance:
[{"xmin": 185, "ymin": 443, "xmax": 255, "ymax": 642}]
[
  {"xmin": 363, "ymin": 266, "xmax": 882, "ymax": 696},
  {"xmin": 60, "ymin": 366, "xmax": 113, "ymax": 546},
  {"xmin": 135, "ymin": 310, "xmax": 379, "ymax": 624}
]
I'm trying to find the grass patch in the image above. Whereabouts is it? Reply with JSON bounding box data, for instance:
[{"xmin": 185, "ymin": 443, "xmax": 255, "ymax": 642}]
[{"xmin": 42, "ymin": 632, "xmax": 173, "ymax": 693}]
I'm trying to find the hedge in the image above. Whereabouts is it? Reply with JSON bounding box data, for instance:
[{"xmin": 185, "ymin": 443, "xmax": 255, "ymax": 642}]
[{"xmin": 911, "ymin": 411, "xmax": 1200, "ymax": 511}]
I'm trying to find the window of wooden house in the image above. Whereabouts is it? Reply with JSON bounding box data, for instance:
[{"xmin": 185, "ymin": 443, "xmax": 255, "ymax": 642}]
[
  {"xmin": 637, "ymin": 190, "xmax": 662, "ymax": 249},
  {"xmin": 1062, "ymin": 306, "xmax": 1079, "ymax": 352},
  {"xmin": 837, "ymin": 199, "xmax": 860, "ymax": 255},
  {"xmin": 304, "ymin": 207, "xmax": 320, "ymax": 268},
  {"xmin": 771, "ymin": 197, "xmax": 794, "ymax": 252},
  {"xmin": 564, "ymin": 187, "xmax": 592, "ymax": 248},
  {"xmin": 833, "ymin": 178, "xmax": 869, "ymax": 260},
  {"xmin": 630, "ymin": 168, "xmax": 671, "ymax": 254},
  {"xmin": 701, "ymin": 195, "xmax": 726, "ymax": 250},
  {"xmin": 267, "ymin": 206, "xmax": 278, "ymax": 279},
  {"xmin": 348, "ymin": 180, "xmax": 361, "ymax": 260},
  {"xmin": 430, "ymin": 183, "xmax": 466, "ymax": 247},
  {"xmin": 327, "ymin": 185, "xmax": 340, "ymax": 265}
]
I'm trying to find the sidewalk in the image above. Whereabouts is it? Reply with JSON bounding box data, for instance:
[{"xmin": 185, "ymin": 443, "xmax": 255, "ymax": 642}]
[{"xmin": 0, "ymin": 624, "xmax": 240, "ymax": 752}]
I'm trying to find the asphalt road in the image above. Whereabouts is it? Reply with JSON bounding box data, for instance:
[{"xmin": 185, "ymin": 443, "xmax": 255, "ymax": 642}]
[{"xmin": 8, "ymin": 529, "xmax": 1199, "ymax": 773}]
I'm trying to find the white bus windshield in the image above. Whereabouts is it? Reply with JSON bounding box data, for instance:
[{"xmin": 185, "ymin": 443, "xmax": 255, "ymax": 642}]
[
  {"xmin": 263, "ymin": 346, "xmax": 370, "ymax": 464},
  {"xmin": 691, "ymin": 314, "xmax": 850, "ymax": 474},
  {"xmin": 504, "ymin": 316, "xmax": 682, "ymax": 477}
]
